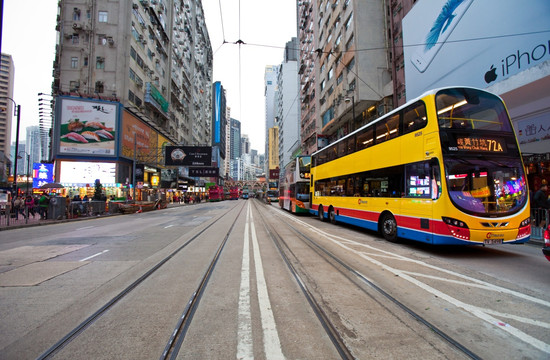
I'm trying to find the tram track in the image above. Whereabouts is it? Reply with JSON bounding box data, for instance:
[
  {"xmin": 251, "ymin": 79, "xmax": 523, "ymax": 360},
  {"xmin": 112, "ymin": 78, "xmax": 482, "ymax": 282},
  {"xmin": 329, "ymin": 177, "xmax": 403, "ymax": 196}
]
[
  {"xmin": 255, "ymin": 200, "xmax": 481, "ymax": 359},
  {"xmin": 37, "ymin": 201, "xmax": 245, "ymax": 360}
]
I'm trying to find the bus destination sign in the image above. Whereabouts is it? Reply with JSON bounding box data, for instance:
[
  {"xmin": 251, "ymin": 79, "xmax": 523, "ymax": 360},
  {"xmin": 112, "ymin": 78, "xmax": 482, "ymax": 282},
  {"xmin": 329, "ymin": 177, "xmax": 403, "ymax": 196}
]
[{"xmin": 454, "ymin": 136, "xmax": 507, "ymax": 153}]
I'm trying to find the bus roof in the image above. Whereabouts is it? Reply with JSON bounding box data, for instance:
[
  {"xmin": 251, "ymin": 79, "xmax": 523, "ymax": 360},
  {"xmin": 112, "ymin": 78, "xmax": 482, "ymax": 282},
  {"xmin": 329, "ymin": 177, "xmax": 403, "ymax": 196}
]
[{"xmin": 310, "ymin": 86, "xmax": 500, "ymax": 157}]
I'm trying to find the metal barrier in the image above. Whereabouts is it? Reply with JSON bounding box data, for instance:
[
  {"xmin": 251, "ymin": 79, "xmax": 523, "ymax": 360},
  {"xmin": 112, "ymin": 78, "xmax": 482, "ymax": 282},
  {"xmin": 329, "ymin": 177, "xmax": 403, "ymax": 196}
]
[
  {"xmin": 531, "ymin": 208, "xmax": 549, "ymax": 240},
  {"xmin": 67, "ymin": 201, "xmax": 106, "ymax": 218},
  {"xmin": 0, "ymin": 204, "xmax": 44, "ymax": 227}
]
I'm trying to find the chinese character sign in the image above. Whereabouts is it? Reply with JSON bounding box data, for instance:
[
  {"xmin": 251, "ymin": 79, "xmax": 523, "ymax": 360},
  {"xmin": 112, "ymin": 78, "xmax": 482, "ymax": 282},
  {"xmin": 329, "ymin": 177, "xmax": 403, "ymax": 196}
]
[
  {"xmin": 33, "ymin": 163, "xmax": 54, "ymax": 188},
  {"xmin": 517, "ymin": 116, "xmax": 550, "ymax": 145}
]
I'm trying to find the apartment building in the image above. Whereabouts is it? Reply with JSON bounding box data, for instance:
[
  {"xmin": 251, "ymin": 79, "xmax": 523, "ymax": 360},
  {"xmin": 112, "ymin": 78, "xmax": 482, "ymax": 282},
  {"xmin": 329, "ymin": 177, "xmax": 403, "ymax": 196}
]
[
  {"xmin": 0, "ymin": 53, "xmax": 15, "ymax": 178},
  {"xmin": 53, "ymin": 0, "xmax": 213, "ymax": 146},
  {"xmin": 298, "ymin": 0, "xmax": 393, "ymax": 152}
]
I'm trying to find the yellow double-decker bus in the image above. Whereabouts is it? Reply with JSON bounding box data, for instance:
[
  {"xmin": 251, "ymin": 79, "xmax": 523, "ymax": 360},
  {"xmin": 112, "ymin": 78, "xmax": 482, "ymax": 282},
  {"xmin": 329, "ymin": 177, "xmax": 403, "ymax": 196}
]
[{"xmin": 310, "ymin": 87, "xmax": 531, "ymax": 245}]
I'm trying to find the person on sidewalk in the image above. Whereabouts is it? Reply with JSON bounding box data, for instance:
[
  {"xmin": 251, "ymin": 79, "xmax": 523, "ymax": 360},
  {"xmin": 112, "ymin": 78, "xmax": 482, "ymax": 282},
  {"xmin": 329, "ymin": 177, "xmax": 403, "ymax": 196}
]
[
  {"xmin": 533, "ymin": 179, "xmax": 550, "ymax": 228},
  {"xmin": 25, "ymin": 194, "xmax": 35, "ymax": 218},
  {"xmin": 38, "ymin": 192, "xmax": 50, "ymax": 220}
]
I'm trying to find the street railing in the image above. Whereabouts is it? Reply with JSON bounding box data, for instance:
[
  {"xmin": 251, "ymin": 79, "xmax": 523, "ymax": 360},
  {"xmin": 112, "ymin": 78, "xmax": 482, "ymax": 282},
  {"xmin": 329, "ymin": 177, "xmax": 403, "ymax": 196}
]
[{"xmin": 531, "ymin": 208, "xmax": 549, "ymax": 240}]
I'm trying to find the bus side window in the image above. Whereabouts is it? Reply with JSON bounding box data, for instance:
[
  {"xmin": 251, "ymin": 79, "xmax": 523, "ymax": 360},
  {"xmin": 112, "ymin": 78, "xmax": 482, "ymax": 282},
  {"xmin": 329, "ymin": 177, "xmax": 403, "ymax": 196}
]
[
  {"xmin": 356, "ymin": 127, "xmax": 373, "ymax": 150},
  {"xmin": 403, "ymin": 101, "xmax": 427, "ymax": 134}
]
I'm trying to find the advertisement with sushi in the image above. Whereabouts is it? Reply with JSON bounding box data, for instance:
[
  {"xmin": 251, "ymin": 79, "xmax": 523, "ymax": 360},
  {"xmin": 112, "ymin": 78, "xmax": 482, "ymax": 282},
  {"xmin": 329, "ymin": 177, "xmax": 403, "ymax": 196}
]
[{"xmin": 57, "ymin": 98, "xmax": 118, "ymax": 156}]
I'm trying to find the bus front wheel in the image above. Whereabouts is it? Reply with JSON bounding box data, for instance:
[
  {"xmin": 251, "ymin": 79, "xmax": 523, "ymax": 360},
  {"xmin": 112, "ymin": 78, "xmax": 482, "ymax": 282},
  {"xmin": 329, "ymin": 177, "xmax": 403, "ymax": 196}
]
[{"xmin": 380, "ymin": 212, "xmax": 398, "ymax": 242}]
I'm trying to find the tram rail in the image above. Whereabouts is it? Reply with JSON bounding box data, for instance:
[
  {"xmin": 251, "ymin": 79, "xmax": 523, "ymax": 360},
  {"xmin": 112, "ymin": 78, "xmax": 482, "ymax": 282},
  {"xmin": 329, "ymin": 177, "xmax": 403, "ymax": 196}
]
[
  {"xmin": 37, "ymin": 201, "xmax": 245, "ymax": 360},
  {"xmin": 254, "ymin": 199, "xmax": 481, "ymax": 359}
]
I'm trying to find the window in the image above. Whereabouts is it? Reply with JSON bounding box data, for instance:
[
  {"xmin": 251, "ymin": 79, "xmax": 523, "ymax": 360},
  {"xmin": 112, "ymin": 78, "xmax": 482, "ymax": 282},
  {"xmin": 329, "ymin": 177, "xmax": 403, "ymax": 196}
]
[
  {"xmin": 375, "ymin": 113, "xmax": 400, "ymax": 144},
  {"xmin": 328, "ymin": 66, "xmax": 334, "ymax": 80},
  {"xmin": 95, "ymin": 81, "xmax": 104, "ymax": 93},
  {"xmin": 405, "ymin": 162, "xmax": 432, "ymax": 198},
  {"xmin": 346, "ymin": 57, "xmax": 355, "ymax": 72},
  {"xmin": 346, "ymin": 34, "xmax": 354, "ymax": 51},
  {"xmin": 356, "ymin": 126, "xmax": 373, "ymax": 150},
  {"xmin": 71, "ymin": 57, "xmax": 78, "ymax": 68},
  {"xmin": 73, "ymin": 8, "xmax": 81, "ymax": 21},
  {"xmin": 96, "ymin": 57, "xmax": 105, "ymax": 69},
  {"xmin": 345, "ymin": 13, "xmax": 353, "ymax": 30},
  {"xmin": 72, "ymin": 34, "xmax": 79, "ymax": 44},
  {"xmin": 336, "ymin": 73, "xmax": 343, "ymax": 85},
  {"xmin": 83, "ymin": 57, "xmax": 88, "ymax": 66},
  {"xmin": 69, "ymin": 81, "xmax": 80, "ymax": 91},
  {"xmin": 98, "ymin": 11, "xmax": 108, "ymax": 23},
  {"xmin": 403, "ymin": 101, "xmax": 427, "ymax": 134}
]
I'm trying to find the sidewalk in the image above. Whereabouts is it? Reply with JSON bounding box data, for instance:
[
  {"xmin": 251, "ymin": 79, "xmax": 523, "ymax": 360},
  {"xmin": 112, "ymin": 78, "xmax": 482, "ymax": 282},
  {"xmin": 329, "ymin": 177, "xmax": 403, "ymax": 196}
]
[{"xmin": 0, "ymin": 202, "xmax": 188, "ymax": 231}]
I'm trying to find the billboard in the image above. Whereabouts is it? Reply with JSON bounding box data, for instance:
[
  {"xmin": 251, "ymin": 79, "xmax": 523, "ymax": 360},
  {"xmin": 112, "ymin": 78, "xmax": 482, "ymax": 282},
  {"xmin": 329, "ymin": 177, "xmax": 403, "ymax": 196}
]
[
  {"xmin": 120, "ymin": 110, "xmax": 157, "ymax": 160},
  {"xmin": 189, "ymin": 167, "xmax": 219, "ymax": 177},
  {"xmin": 403, "ymin": 0, "xmax": 550, "ymax": 100},
  {"xmin": 56, "ymin": 98, "xmax": 118, "ymax": 156},
  {"xmin": 59, "ymin": 161, "xmax": 116, "ymax": 185},
  {"xmin": 33, "ymin": 163, "xmax": 54, "ymax": 188},
  {"xmin": 165, "ymin": 146, "xmax": 212, "ymax": 166}
]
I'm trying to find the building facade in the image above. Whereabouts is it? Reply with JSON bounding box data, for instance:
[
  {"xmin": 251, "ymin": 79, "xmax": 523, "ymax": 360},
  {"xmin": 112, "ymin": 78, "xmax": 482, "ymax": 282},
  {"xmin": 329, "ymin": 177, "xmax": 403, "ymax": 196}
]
[
  {"xmin": 53, "ymin": 0, "xmax": 213, "ymax": 146},
  {"xmin": 298, "ymin": 0, "xmax": 394, "ymax": 153},
  {"xmin": 277, "ymin": 38, "xmax": 300, "ymax": 171},
  {"xmin": 0, "ymin": 53, "xmax": 15, "ymax": 180}
]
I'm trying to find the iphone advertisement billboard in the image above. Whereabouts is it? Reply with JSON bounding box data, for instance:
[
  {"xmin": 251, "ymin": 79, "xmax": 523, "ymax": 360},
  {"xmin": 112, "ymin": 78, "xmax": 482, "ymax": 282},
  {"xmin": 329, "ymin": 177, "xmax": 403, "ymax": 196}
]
[{"xmin": 403, "ymin": 0, "xmax": 550, "ymax": 100}]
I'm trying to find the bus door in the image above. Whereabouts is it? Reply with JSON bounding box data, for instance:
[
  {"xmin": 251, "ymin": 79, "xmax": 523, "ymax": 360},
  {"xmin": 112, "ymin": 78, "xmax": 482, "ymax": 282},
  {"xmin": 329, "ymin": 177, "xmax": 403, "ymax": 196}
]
[{"xmin": 401, "ymin": 160, "xmax": 440, "ymax": 243}]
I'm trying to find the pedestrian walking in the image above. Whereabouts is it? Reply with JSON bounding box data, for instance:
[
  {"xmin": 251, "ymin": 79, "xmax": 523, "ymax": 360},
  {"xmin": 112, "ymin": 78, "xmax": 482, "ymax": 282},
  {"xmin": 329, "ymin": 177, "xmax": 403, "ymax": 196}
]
[
  {"xmin": 25, "ymin": 194, "xmax": 35, "ymax": 218},
  {"xmin": 533, "ymin": 179, "xmax": 550, "ymax": 228},
  {"xmin": 38, "ymin": 192, "xmax": 50, "ymax": 219}
]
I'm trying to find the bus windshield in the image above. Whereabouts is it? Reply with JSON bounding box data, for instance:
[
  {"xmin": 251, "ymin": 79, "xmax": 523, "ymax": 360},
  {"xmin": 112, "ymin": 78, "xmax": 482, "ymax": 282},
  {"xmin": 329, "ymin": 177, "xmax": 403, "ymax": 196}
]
[
  {"xmin": 436, "ymin": 88, "xmax": 513, "ymax": 132},
  {"xmin": 445, "ymin": 157, "xmax": 528, "ymax": 217}
]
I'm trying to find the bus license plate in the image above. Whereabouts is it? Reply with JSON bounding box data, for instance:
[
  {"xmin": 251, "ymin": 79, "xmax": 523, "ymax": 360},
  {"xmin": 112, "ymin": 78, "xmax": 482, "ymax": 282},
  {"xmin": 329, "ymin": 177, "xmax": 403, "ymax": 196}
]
[{"xmin": 484, "ymin": 239, "xmax": 503, "ymax": 245}]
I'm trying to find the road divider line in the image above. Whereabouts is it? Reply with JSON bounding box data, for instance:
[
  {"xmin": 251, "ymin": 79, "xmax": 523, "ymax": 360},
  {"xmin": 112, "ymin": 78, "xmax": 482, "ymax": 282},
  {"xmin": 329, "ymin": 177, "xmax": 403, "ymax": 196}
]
[
  {"xmin": 79, "ymin": 250, "xmax": 109, "ymax": 262},
  {"xmin": 237, "ymin": 204, "xmax": 253, "ymax": 359},
  {"xmin": 249, "ymin": 203, "xmax": 284, "ymax": 359}
]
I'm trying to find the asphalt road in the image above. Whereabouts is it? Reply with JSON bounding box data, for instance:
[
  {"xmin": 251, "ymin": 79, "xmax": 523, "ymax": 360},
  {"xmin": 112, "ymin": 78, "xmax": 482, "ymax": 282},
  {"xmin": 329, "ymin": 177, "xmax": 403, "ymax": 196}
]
[{"xmin": 0, "ymin": 199, "xmax": 548, "ymax": 359}]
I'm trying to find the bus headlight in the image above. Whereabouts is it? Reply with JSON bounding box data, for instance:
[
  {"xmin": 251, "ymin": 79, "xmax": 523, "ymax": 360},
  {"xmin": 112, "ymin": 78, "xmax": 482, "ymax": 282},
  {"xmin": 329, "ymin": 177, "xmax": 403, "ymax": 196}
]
[{"xmin": 442, "ymin": 216, "xmax": 470, "ymax": 240}]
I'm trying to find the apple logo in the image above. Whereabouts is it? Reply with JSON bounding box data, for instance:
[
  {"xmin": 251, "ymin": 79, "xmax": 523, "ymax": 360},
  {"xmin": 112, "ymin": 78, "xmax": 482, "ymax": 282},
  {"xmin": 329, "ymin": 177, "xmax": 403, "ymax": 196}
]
[{"xmin": 484, "ymin": 65, "xmax": 498, "ymax": 83}]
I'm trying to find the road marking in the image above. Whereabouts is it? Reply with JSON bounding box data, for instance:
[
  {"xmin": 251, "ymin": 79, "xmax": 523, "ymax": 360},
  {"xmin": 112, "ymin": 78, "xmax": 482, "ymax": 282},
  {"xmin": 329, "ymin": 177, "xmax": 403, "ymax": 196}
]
[
  {"xmin": 76, "ymin": 226, "xmax": 94, "ymax": 230},
  {"xmin": 237, "ymin": 205, "xmax": 253, "ymax": 359},
  {"xmin": 79, "ymin": 250, "xmax": 109, "ymax": 262},
  {"xmin": 164, "ymin": 224, "xmax": 174, "ymax": 228},
  {"xmin": 249, "ymin": 203, "xmax": 284, "ymax": 359},
  {"xmin": 274, "ymin": 210, "xmax": 550, "ymax": 354}
]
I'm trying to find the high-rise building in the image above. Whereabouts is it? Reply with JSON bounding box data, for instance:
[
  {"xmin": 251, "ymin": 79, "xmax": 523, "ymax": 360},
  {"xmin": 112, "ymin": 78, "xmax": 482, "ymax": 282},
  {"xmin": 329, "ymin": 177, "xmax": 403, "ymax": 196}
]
[
  {"xmin": 268, "ymin": 126, "xmax": 279, "ymax": 171},
  {"xmin": 229, "ymin": 118, "xmax": 241, "ymax": 161},
  {"xmin": 298, "ymin": 0, "xmax": 393, "ymax": 150},
  {"xmin": 25, "ymin": 126, "xmax": 42, "ymax": 168},
  {"xmin": 53, "ymin": 0, "xmax": 213, "ymax": 146},
  {"xmin": 277, "ymin": 38, "xmax": 300, "ymax": 171},
  {"xmin": 264, "ymin": 65, "xmax": 278, "ymax": 171},
  {"xmin": 0, "ymin": 53, "xmax": 15, "ymax": 178},
  {"xmin": 297, "ymin": 1, "xmax": 319, "ymax": 155}
]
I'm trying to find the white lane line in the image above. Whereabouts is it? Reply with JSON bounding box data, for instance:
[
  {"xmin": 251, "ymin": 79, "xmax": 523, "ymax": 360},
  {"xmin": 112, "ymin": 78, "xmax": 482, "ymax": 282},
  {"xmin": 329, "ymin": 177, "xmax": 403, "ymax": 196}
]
[
  {"xmin": 164, "ymin": 224, "xmax": 174, "ymax": 228},
  {"xmin": 237, "ymin": 203, "xmax": 253, "ymax": 360},
  {"xmin": 79, "ymin": 249, "xmax": 109, "ymax": 262},
  {"xmin": 249, "ymin": 204, "xmax": 284, "ymax": 359},
  {"xmin": 273, "ymin": 209, "xmax": 550, "ymax": 353},
  {"xmin": 76, "ymin": 226, "xmax": 94, "ymax": 230}
]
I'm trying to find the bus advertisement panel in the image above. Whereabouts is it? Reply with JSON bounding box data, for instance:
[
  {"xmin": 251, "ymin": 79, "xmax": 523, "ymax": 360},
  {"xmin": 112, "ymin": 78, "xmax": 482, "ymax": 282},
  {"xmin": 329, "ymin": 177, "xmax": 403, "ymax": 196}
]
[{"xmin": 310, "ymin": 87, "xmax": 530, "ymax": 245}]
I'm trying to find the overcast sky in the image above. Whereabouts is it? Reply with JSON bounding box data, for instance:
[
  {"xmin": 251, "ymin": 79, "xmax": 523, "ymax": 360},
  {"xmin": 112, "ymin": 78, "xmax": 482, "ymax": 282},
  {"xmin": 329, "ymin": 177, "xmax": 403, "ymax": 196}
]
[{"xmin": 1, "ymin": 0, "xmax": 297, "ymax": 153}]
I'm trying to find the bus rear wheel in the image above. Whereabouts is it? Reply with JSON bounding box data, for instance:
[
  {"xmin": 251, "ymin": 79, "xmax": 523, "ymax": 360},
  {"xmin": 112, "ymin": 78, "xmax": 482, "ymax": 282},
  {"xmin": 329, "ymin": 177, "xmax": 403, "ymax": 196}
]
[
  {"xmin": 380, "ymin": 212, "xmax": 398, "ymax": 242},
  {"xmin": 328, "ymin": 207, "xmax": 337, "ymax": 224},
  {"xmin": 318, "ymin": 206, "xmax": 325, "ymax": 221}
]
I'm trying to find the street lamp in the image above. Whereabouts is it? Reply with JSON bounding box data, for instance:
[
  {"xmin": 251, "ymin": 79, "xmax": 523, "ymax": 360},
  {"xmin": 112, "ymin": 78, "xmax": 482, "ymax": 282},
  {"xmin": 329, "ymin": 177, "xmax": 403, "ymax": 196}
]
[
  {"xmin": 1, "ymin": 97, "xmax": 21, "ymax": 195},
  {"xmin": 18, "ymin": 151, "xmax": 31, "ymax": 195}
]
